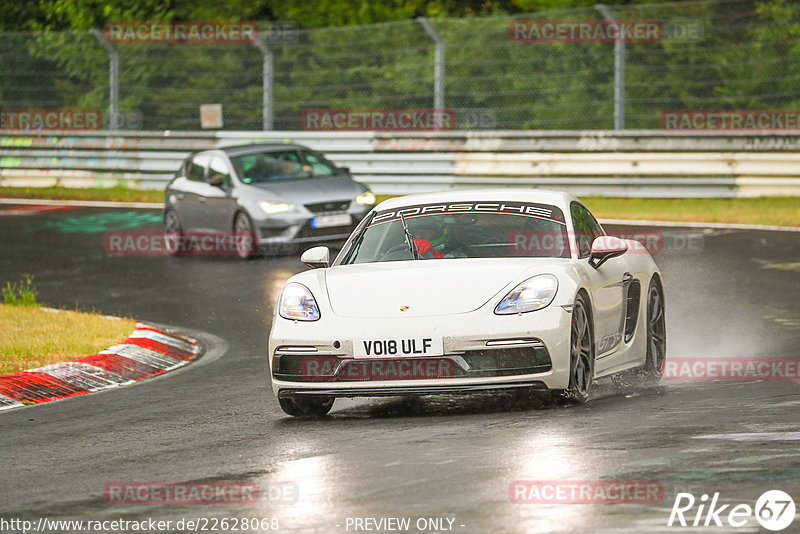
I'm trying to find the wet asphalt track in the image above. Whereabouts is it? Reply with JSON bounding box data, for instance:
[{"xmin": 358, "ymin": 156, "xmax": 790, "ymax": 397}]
[{"xmin": 0, "ymin": 205, "xmax": 799, "ymax": 534}]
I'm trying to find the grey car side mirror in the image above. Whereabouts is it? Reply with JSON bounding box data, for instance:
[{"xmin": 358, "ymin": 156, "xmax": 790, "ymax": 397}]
[{"xmin": 301, "ymin": 246, "xmax": 330, "ymax": 268}]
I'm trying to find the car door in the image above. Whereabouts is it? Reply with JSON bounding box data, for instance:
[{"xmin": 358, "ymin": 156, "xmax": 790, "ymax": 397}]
[
  {"xmin": 172, "ymin": 154, "xmax": 211, "ymax": 231},
  {"xmin": 201, "ymin": 155, "xmax": 238, "ymax": 232},
  {"xmin": 571, "ymin": 202, "xmax": 628, "ymax": 358}
]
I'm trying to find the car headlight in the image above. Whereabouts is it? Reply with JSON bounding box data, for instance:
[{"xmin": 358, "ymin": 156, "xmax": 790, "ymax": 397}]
[
  {"xmin": 355, "ymin": 191, "xmax": 376, "ymax": 205},
  {"xmin": 279, "ymin": 283, "xmax": 320, "ymax": 321},
  {"xmin": 495, "ymin": 274, "xmax": 558, "ymax": 315},
  {"xmin": 260, "ymin": 201, "xmax": 294, "ymax": 214}
]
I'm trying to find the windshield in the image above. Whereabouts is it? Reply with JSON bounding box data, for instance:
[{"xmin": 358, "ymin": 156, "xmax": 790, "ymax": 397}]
[
  {"xmin": 342, "ymin": 201, "xmax": 570, "ymax": 264},
  {"xmin": 230, "ymin": 149, "xmax": 337, "ymax": 184}
]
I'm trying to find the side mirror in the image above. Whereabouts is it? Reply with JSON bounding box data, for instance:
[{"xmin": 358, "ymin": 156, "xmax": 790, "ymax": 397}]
[
  {"xmin": 337, "ymin": 166, "xmax": 351, "ymax": 175},
  {"xmin": 589, "ymin": 235, "xmax": 628, "ymax": 268},
  {"xmin": 301, "ymin": 246, "xmax": 330, "ymax": 269},
  {"xmin": 209, "ymin": 176, "xmax": 226, "ymax": 188}
]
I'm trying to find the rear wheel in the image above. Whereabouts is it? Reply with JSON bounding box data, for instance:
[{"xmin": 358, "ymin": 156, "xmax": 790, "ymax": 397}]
[
  {"xmin": 278, "ymin": 396, "xmax": 334, "ymax": 418},
  {"xmin": 164, "ymin": 210, "xmax": 183, "ymax": 255},
  {"xmin": 642, "ymin": 277, "xmax": 667, "ymax": 383},
  {"xmin": 557, "ymin": 294, "xmax": 594, "ymax": 404},
  {"xmin": 234, "ymin": 212, "xmax": 258, "ymax": 260}
]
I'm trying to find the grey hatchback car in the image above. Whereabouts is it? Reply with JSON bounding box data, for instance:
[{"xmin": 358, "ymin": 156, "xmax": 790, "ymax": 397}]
[{"xmin": 163, "ymin": 143, "xmax": 376, "ymax": 259}]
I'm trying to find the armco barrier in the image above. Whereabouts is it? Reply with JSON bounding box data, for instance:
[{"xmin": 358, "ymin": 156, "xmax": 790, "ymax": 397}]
[{"xmin": 2, "ymin": 130, "xmax": 800, "ymax": 197}]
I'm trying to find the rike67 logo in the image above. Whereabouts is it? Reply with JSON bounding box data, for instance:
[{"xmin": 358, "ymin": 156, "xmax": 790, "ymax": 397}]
[{"xmin": 668, "ymin": 490, "xmax": 796, "ymax": 531}]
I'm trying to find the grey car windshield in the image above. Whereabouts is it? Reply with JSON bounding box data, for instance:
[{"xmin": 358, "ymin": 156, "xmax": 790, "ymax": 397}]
[
  {"xmin": 230, "ymin": 150, "xmax": 337, "ymax": 184},
  {"xmin": 343, "ymin": 202, "xmax": 570, "ymax": 264}
]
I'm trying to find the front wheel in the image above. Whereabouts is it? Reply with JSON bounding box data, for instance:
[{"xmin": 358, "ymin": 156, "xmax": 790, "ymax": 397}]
[
  {"xmin": 556, "ymin": 294, "xmax": 594, "ymax": 404},
  {"xmin": 164, "ymin": 210, "xmax": 183, "ymax": 256},
  {"xmin": 234, "ymin": 212, "xmax": 258, "ymax": 260},
  {"xmin": 278, "ymin": 396, "xmax": 334, "ymax": 418}
]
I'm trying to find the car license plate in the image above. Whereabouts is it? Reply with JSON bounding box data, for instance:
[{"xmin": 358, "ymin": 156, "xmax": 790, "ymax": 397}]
[
  {"xmin": 311, "ymin": 213, "xmax": 351, "ymax": 229},
  {"xmin": 354, "ymin": 337, "xmax": 444, "ymax": 359}
]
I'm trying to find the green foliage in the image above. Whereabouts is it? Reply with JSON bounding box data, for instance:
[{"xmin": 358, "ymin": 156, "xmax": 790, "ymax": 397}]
[
  {"xmin": 2, "ymin": 274, "xmax": 39, "ymax": 307},
  {"xmin": 1, "ymin": 0, "xmax": 799, "ymax": 130}
]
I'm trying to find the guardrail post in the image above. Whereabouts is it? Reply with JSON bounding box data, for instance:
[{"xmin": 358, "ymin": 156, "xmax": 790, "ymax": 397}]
[
  {"xmin": 596, "ymin": 4, "xmax": 625, "ymax": 130},
  {"xmin": 253, "ymin": 37, "xmax": 274, "ymax": 130},
  {"xmin": 416, "ymin": 17, "xmax": 445, "ymax": 129},
  {"xmin": 91, "ymin": 30, "xmax": 119, "ymax": 130}
]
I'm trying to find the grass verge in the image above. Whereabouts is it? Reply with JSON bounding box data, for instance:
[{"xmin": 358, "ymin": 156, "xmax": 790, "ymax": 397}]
[
  {"xmin": 0, "ymin": 186, "xmax": 163, "ymax": 203},
  {"xmin": 377, "ymin": 195, "xmax": 799, "ymax": 227},
  {"xmin": 0, "ymin": 188, "xmax": 796, "ymax": 226},
  {"xmin": 581, "ymin": 196, "xmax": 799, "ymax": 227},
  {"xmin": 0, "ymin": 304, "xmax": 136, "ymax": 374}
]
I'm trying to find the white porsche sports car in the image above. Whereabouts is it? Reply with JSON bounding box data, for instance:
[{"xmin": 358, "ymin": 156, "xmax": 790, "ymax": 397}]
[{"xmin": 268, "ymin": 190, "xmax": 666, "ymax": 417}]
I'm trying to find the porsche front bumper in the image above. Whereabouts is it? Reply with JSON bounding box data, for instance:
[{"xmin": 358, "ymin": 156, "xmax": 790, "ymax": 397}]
[{"xmin": 268, "ymin": 303, "xmax": 573, "ymax": 398}]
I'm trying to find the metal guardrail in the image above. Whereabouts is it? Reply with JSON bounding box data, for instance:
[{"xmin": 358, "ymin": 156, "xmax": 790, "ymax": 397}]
[{"xmin": 2, "ymin": 130, "xmax": 800, "ymax": 197}]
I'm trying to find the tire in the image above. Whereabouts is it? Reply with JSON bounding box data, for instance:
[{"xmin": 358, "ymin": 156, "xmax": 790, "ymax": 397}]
[
  {"xmin": 641, "ymin": 277, "xmax": 667, "ymax": 384},
  {"xmin": 556, "ymin": 294, "xmax": 594, "ymax": 404},
  {"xmin": 278, "ymin": 396, "xmax": 334, "ymax": 418},
  {"xmin": 163, "ymin": 210, "xmax": 183, "ymax": 256},
  {"xmin": 612, "ymin": 276, "xmax": 666, "ymax": 389},
  {"xmin": 234, "ymin": 212, "xmax": 258, "ymax": 260}
]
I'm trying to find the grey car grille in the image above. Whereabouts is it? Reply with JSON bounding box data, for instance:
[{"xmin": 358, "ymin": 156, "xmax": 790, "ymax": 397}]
[{"xmin": 305, "ymin": 200, "xmax": 351, "ymax": 213}]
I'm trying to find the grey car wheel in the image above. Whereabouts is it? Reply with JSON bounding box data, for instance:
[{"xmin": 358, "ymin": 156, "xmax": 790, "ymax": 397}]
[
  {"xmin": 164, "ymin": 210, "xmax": 183, "ymax": 256},
  {"xmin": 234, "ymin": 212, "xmax": 257, "ymax": 260}
]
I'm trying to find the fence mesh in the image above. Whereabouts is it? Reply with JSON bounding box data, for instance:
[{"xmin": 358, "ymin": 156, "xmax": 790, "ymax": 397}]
[{"xmin": 0, "ymin": 0, "xmax": 798, "ymax": 131}]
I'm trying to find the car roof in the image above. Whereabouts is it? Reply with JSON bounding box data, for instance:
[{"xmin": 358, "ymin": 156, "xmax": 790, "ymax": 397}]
[
  {"xmin": 374, "ymin": 189, "xmax": 581, "ymax": 211},
  {"xmin": 210, "ymin": 143, "xmax": 312, "ymax": 157}
]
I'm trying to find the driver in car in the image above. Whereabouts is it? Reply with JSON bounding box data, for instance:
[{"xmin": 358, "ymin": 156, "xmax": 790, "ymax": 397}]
[
  {"xmin": 412, "ymin": 222, "xmax": 445, "ymax": 259},
  {"xmin": 437, "ymin": 219, "xmax": 477, "ymax": 258},
  {"xmin": 272, "ymin": 157, "xmax": 313, "ymax": 178}
]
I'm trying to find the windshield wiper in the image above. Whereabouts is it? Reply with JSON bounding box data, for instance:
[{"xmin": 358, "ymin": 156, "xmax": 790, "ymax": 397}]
[
  {"xmin": 340, "ymin": 212, "xmax": 374, "ymax": 265},
  {"xmin": 399, "ymin": 212, "xmax": 419, "ymax": 260}
]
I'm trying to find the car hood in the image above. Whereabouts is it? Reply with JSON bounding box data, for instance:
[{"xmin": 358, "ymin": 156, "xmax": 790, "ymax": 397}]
[
  {"xmin": 245, "ymin": 174, "xmax": 362, "ymax": 204},
  {"xmin": 323, "ymin": 259, "xmax": 544, "ymax": 318}
]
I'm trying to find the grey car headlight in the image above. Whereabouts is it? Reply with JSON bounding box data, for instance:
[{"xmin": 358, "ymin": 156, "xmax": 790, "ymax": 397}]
[
  {"xmin": 495, "ymin": 274, "xmax": 558, "ymax": 315},
  {"xmin": 355, "ymin": 191, "xmax": 376, "ymax": 205},
  {"xmin": 279, "ymin": 283, "xmax": 320, "ymax": 321},
  {"xmin": 260, "ymin": 201, "xmax": 294, "ymax": 214}
]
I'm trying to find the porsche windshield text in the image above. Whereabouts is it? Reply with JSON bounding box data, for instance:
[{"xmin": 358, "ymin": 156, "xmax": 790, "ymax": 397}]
[{"xmin": 342, "ymin": 201, "xmax": 569, "ymax": 264}]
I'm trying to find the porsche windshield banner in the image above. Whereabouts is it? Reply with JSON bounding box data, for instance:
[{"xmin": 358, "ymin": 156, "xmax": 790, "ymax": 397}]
[{"xmin": 369, "ymin": 202, "xmax": 566, "ymax": 226}]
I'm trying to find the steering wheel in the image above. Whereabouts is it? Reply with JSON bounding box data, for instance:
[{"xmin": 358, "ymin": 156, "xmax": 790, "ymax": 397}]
[{"xmin": 380, "ymin": 243, "xmax": 412, "ymax": 260}]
